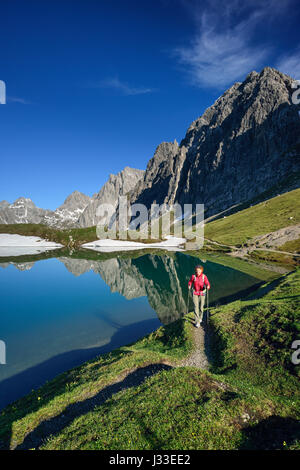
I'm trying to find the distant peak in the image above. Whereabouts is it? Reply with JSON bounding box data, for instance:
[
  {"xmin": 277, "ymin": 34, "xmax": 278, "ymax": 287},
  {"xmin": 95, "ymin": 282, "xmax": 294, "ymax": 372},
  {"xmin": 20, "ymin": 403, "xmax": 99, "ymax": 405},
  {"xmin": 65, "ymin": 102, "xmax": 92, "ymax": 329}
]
[
  {"xmin": 57, "ymin": 190, "xmax": 91, "ymax": 211},
  {"xmin": 122, "ymin": 166, "xmax": 144, "ymax": 173},
  {"xmin": 14, "ymin": 196, "xmax": 35, "ymax": 205},
  {"xmin": 70, "ymin": 190, "xmax": 82, "ymax": 195},
  {"xmin": 108, "ymin": 166, "xmax": 144, "ymax": 181},
  {"xmin": 258, "ymin": 66, "xmax": 289, "ymax": 81},
  {"xmin": 64, "ymin": 190, "xmax": 88, "ymax": 201},
  {"xmin": 245, "ymin": 70, "xmax": 259, "ymax": 81},
  {"xmin": 260, "ymin": 66, "xmax": 276, "ymax": 75}
]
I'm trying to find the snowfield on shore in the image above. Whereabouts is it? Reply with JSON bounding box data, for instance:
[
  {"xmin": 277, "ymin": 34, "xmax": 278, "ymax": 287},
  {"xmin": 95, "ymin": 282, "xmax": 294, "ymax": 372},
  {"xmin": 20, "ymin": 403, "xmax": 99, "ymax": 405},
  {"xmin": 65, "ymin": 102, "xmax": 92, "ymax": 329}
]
[
  {"xmin": 82, "ymin": 236, "xmax": 186, "ymax": 252},
  {"xmin": 0, "ymin": 234, "xmax": 63, "ymax": 256}
]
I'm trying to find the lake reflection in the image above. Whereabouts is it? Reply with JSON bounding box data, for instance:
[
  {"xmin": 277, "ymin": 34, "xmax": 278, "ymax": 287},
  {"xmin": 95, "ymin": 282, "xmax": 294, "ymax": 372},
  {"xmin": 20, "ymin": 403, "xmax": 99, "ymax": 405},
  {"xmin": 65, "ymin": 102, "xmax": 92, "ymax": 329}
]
[{"xmin": 0, "ymin": 251, "xmax": 260, "ymax": 409}]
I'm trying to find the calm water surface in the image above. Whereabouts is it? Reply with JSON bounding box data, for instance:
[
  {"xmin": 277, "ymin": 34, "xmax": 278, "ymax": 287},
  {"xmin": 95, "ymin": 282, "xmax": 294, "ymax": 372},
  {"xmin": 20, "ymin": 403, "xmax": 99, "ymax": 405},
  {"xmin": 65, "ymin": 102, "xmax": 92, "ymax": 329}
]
[{"xmin": 0, "ymin": 251, "xmax": 261, "ymax": 409}]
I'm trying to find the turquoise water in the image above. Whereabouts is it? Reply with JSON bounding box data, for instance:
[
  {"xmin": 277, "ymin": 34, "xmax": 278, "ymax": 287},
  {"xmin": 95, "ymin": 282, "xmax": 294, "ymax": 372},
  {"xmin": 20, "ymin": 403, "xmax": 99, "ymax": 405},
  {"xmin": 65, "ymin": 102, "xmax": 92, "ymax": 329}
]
[{"xmin": 0, "ymin": 251, "xmax": 260, "ymax": 409}]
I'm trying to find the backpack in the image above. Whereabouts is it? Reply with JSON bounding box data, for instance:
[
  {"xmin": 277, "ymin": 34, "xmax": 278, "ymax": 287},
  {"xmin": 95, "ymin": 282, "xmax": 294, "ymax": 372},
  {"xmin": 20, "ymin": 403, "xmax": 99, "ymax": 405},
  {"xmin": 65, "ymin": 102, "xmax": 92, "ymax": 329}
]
[{"xmin": 192, "ymin": 274, "xmax": 206, "ymax": 292}]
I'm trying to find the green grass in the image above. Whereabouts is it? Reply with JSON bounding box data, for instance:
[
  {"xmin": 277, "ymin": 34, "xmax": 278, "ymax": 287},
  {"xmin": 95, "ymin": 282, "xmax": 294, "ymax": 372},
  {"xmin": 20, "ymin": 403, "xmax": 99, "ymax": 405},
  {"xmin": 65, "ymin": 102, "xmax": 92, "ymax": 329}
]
[
  {"xmin": 279, "ymin": 238, "xmax": 300, "ymax": 254},
  {"xmin": 1, "ymin": 269, "xmax": 299, "ymax": 450},
  {"xmin": 210, "ymin": 270, "xmax": 300, "ymax": 380},
  {"xmin": 41, "ymin": 270, "xmax": 300, "ymax": 451},
  {"xmin": 0, "ymin": 317, "xmax": 193, "ymax": 450},
  {"xmin": 204, "ymin": 188, "xmax": 300, "ymax": 246},
  {"xmin": 250, "ymin": 250, "xmax": 299, "ymax": 268},
  {"xmin": 44, "ymin": 368, "xmax": 246, "ymax": 450}
]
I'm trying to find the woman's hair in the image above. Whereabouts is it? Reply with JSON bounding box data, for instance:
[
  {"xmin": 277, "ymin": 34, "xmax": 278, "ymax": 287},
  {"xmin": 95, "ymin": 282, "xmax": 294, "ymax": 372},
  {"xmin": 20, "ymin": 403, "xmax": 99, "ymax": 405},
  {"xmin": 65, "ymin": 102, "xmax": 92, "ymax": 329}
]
[{"xmin": 195, "ymin": 265, "xmax": 204, "ymax": 272}]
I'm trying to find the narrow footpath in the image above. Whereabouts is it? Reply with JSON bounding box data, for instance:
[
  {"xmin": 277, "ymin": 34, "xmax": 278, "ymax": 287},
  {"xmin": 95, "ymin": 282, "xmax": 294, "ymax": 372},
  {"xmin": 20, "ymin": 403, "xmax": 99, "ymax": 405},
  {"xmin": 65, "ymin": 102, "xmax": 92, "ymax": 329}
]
[{"xmin": 180, "ymin": 322, "xmax": 210, "ymax": 369}]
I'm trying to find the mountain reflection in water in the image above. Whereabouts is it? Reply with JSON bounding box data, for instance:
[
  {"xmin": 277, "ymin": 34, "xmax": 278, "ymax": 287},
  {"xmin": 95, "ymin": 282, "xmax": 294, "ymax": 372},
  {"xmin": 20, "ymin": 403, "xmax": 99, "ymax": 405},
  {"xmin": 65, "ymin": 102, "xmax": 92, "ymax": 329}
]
[
  {"xmin": 0, "ymin": 251, "xmax": 260, "ymax": 409},
  {"xmin": 2, "ymin": 251, "xmax": 260, "ymax": 324}
]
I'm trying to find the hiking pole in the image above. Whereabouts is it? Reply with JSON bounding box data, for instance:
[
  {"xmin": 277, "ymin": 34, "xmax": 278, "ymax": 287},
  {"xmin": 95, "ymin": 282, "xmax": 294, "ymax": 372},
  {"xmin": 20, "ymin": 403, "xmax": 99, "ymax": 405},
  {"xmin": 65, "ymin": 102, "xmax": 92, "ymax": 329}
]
[
  {"xmin": 186, "ymin": 286, "xmax": 190, "ymax": 316},
  {"xmin": 206, "ymin": 289, "xmax": 210, "ymax": 325}
]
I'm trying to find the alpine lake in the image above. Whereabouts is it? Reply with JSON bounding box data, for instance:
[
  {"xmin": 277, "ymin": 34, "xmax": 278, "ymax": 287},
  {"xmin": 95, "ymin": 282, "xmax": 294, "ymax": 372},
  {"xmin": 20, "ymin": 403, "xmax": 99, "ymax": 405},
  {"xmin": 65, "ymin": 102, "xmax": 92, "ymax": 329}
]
[{"xmin": 0, "ymin": 247, "xmax": 276, "ymax": 409}]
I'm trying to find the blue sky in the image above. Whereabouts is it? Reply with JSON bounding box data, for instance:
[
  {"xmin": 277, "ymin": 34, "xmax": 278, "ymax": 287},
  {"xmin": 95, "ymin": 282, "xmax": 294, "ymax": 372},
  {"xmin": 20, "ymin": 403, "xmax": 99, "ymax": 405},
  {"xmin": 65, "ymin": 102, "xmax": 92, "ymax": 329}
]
[{"xmin": 1, "ymin": 0, "xmax": 300, "ymax": 209}]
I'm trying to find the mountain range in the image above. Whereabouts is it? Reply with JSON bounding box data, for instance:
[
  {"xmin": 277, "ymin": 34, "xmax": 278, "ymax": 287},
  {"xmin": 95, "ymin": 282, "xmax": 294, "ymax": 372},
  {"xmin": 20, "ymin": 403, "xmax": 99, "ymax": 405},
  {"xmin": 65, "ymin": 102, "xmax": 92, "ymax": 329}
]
[
  {"xmin": 1, "ymin": 67, "xmax": 299, "ymax": 229},
  {"xmin": 0, "ymin": 167, "xmax": 144, "ymax": 228}
]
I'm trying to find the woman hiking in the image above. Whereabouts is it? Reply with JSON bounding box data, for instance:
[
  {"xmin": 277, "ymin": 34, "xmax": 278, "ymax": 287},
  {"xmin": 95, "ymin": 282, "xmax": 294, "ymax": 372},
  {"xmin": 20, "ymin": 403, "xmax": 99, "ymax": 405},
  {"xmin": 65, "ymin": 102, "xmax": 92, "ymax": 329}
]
[{"xmin": 188, "ymin": 265, "xmax": 211, "ymax": 328}]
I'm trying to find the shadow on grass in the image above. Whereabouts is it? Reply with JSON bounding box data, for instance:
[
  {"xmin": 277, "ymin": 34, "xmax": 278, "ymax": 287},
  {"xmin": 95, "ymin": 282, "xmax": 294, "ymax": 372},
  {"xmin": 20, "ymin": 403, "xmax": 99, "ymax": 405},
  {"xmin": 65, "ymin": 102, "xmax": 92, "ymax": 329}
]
[
  {"xmin": 0, "ymin": 317, "xmax": 160, "ymax": 449},
  {"xmin": 246, "ymin": 274, "xmax": 290, "ymax": 300},
  {"xmin": 15, "ymin": 363, "xmax": 173, "ymax": 450},
  {"xmin": 203, "ymin": 312, "xmax": 234, "ymax": 374},
  {"xmin": 239, "ymin": 415, "xmax": 300, "ymax": 450}
]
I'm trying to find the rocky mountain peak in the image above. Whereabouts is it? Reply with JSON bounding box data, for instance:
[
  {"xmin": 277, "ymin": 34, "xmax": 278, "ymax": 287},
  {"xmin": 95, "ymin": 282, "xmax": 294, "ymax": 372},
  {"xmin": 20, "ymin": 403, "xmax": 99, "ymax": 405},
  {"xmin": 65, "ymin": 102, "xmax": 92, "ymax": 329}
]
[
  {"xmin": 128, "ymin": 67, "xmax": 300, "ymax": 220},
  {"xmin": 58, "ymin": 191, "xmax": 91, "ymax": 211},
  {"xmin": 0, "ymin": 196, "xmax": 51, "ymax": 225},
  {"xmin": 77, "ymin": 167, "xmax": 145, "ymax": 228},
  {"xmin": 12, "ymin": 197, "xmax": 36, "ymax": 208}
]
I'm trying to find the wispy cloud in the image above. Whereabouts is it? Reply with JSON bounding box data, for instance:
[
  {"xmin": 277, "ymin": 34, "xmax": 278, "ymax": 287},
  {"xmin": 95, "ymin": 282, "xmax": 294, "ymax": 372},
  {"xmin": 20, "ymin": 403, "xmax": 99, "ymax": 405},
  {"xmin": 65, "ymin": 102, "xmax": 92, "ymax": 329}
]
[
  {"xmin": 7, "ymin": 96, "xmax": 32, "ymax": 104},
  {"xmin": 94, "ymin": 77, "xmax": 156, "ymax": 96},
  {"xmin": 276, "ymin": 47, "xmax": 300, "ymax": 80},
  {"xmin": 173, "ymin": 0, "xmax": 291, "ymax": 89}
]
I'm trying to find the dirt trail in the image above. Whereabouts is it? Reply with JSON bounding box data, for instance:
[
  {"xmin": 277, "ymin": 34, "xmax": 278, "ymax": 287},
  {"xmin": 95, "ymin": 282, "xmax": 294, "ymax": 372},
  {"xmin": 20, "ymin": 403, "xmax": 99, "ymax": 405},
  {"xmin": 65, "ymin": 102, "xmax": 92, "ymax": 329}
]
[
  {"xmin": 206, "ymin": 225, "xmax": 300, "ymax": 260},
  {"xmin": 180, "ymin": 322, "xmax": 210, "ymax": 369}
]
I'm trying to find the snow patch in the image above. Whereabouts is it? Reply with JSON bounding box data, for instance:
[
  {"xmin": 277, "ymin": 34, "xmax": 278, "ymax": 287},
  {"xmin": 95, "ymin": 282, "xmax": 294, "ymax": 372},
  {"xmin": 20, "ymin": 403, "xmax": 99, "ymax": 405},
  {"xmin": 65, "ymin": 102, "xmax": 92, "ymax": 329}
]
[
  {"xmin": 0, "ymin": 234, "xmax": 63, "ymax": 257},
  {"xmin": 82, "ymin": 235, "xmax": 186, "ymax": 252}
]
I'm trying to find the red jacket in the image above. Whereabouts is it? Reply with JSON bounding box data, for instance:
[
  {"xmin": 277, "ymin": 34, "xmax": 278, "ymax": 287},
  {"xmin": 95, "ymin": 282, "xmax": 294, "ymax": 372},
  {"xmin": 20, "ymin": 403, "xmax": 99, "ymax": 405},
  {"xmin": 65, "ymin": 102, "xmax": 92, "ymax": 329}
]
[{"xmin": 188, "ymin": 273, "xmax": 210, "ymax": 296}]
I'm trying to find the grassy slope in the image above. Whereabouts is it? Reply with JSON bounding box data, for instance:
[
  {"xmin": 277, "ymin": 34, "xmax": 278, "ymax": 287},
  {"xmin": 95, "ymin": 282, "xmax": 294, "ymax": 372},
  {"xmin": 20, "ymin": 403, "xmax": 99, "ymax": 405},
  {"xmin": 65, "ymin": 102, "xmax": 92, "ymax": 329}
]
[
  {"xmin": 204, "ymin": 188, "xmax": 300, "ymax": 246},
  {"xmin": 0, "ymin": 319, "xmax": 193, "ymax": 450},
  {"xmin": 44, "ymin": 270, "xmax": 300, "ymax": 450},
  {"xmin": 279, "ymin": 238, "xmax": 300, "ymax": 254},
  {"xmin": 250, "ymin": 250, "xmax": 299, "ymax": 268},
  {"xmin": 1, "ymin": 270, "xmax": 299, "ymax": 450}
]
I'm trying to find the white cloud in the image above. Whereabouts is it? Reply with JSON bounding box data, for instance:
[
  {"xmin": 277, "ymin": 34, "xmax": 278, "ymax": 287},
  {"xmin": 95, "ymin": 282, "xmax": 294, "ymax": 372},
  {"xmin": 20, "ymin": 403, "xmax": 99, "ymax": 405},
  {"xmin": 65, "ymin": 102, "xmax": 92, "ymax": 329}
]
[
  {"xmin": 276, "ymin": 47, "xmax": 300, "ymax": 80},
  {"xmin": 7, "ymin": 96, "xmax": 31, "ymax": 104},
  {"xmin": 174, "ymin": 0, "xmax": 290, "ymax": 89},
  {"xmin": 95, "ymin": 77, "xmax": 156, "ymax": 96}
]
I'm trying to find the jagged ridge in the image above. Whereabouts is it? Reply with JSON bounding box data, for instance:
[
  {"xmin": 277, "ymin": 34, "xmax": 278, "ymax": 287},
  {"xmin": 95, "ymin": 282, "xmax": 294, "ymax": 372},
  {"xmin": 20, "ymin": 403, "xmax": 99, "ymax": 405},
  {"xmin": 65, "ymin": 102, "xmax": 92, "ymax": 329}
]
[{"xmin": 128, "ymin": 67, "xmax": 300, "ymax": 219}]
